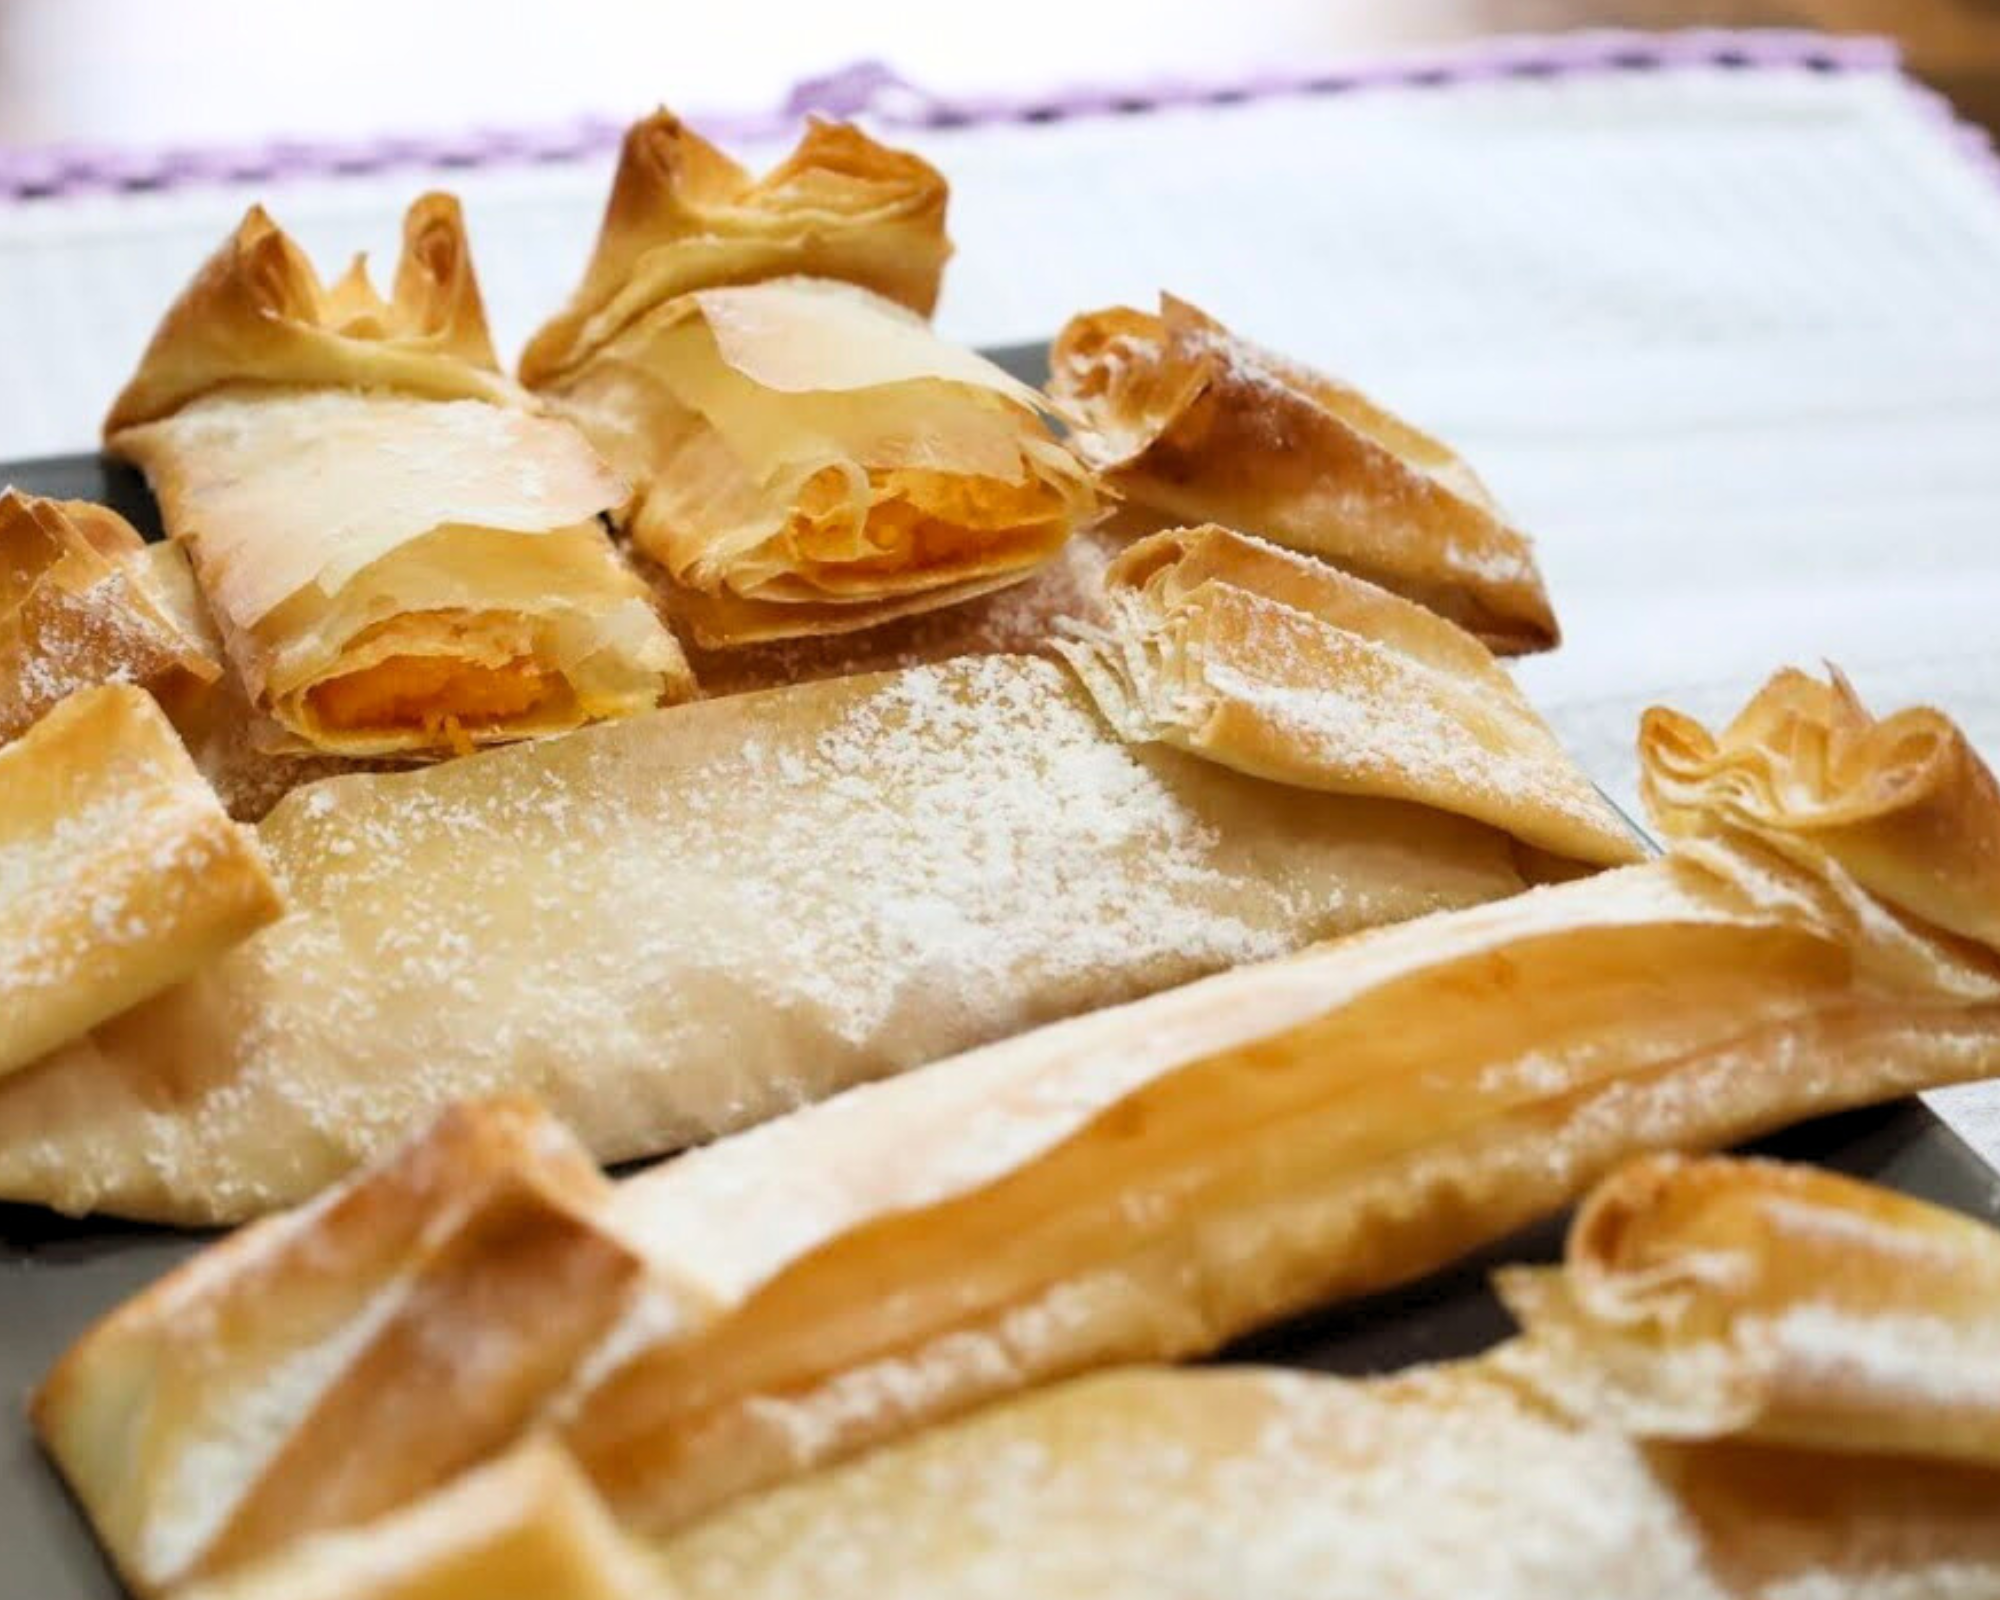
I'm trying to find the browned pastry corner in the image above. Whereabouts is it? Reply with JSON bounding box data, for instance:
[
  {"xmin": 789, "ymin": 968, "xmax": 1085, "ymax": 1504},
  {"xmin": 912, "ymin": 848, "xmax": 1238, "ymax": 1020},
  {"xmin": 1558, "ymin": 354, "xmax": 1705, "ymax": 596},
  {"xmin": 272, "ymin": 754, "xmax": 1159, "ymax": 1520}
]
[
  {"xmin": 104, "ymin": 193, "xmax": 513, "ymax": 436},
  {"xmin": 1050, "ymin": 293, "xmax": 1559, "ymax": 653},
  {"xmin": 33, "ymin": 668, "xmax": 2000, "ymax": 1591},
  {"xmin": 0, "ymin": 683, "xmax": 281, "ymax": 1078},
  {"xmin": 520, "ymin": 111, "xmax": 950, "ymax": 388},
  {"xmin": 529, "ymin": 276, "xmax": 1097, "ymax": 649},
  {"xmin": 0, "ymin": 488, "xmax": 220, "ymax": 740}
]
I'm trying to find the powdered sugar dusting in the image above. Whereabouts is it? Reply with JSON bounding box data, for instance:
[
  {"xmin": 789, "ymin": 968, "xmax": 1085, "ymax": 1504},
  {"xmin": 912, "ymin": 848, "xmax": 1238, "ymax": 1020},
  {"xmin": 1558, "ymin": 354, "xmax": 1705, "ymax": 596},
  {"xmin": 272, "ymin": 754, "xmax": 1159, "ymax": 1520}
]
[{"xmin": 0, "ymin": 653, "xmax": 1509, "ymax": 1218}]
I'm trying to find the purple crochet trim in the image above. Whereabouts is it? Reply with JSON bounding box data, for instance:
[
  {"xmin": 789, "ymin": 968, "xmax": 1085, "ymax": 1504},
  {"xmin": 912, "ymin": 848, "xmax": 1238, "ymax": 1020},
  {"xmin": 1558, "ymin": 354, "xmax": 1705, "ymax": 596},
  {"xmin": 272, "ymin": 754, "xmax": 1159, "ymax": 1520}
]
[{"xmin": 0, "ymin": 28, "xmax": 1977, "ymax": 203}]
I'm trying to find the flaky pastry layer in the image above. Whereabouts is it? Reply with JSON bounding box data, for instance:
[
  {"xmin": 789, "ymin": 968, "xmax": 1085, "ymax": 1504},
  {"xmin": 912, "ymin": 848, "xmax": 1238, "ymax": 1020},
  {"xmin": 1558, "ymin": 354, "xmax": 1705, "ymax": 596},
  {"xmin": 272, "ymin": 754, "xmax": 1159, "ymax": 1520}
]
[{"xmin": 1051, "ymin": 294, "xmax": 1559, "ymax": 653}]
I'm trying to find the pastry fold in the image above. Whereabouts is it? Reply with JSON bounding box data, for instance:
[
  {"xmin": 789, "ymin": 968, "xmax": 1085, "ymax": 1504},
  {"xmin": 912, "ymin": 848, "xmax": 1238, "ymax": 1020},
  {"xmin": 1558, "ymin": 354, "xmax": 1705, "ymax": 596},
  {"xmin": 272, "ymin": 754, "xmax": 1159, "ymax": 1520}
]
[
  {"xmin": 520, "ymin": 112, "xmax": 950, "ymax": 388},
  {"xmin": 535, "ymin": 277, "xmax": 1097, "ymax": 647},
  {"xmin": 32, "ymin": 670, "xmax": 2000, "ymax": 1585},
  {"xmin": 103, "ymin": 194, "xmax": 513, "ymax": 434},
  {"xmin": 0, "ymin": 684, "xmax": 280, "ymax": 1078},
  {"xmin": 165, "ymin": 1157, "xmax": 2000, "ymax": 1600},
  {"xmin": 0, "ymin": 489, "xmax": 220, "ymax": 740},
  {"xmin": 0, "ymin": 531, "xmax": 1613, "ymax": 1221},
  {"xmin": 1494, "ymin": 1153, "xmax": 2000, "ymax": 1465},
  {"xmin": 1057, "ymin": 525, "xmax": 1638, "ymax": 867},
  {"xmin": 105, "ymin": 198, "xmax": 692, "ymax": 756},
  {"xmin": 1050, "ymin": 295, "xmax": 1558, "ymax": 652}
]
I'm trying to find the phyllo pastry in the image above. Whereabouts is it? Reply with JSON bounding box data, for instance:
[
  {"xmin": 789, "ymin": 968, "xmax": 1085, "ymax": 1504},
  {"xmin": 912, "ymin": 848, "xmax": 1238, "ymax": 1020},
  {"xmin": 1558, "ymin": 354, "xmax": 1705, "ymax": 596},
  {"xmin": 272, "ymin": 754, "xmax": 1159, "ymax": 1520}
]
[
  {"xmin": 1051, "ymin": 294, "xmax": 1559, "ymax": 653},
  {"xmin": 0, "ymin": 533, "xmax": 1627, "ymax": 1224},
  {"xmin": 520, "ymin": 111, "xmax": 950, "ymax": 388},
  {"xmin": 1495, "ymin": 1154, "xmax": 2000, "ymax": 1464},
  {"xmin": 0, "ymin": 489, "xmax": 219, "ymax": 740},
  {"xmin": 530, "ymin": 276, "xmax": 1097, "ymax": 648},
  {"xmin": 0, "ymin": 684, "xmax": 280, "ymax": 1078},
  {"xmin": 104, "ymin": 196, "xmax": 691, "ymax": 756},
  {"xmin": 33, "ymin": 670, "xmax": 2000, "ymax": 1588}
]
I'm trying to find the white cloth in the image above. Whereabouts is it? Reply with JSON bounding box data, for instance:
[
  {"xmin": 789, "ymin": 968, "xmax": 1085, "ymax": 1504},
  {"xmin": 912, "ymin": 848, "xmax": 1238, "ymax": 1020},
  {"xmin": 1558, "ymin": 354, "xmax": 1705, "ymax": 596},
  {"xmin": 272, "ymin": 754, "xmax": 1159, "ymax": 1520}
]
[{"xmin": 5, "ymin": 51, "xmax": 2000, "ymax": 1154}]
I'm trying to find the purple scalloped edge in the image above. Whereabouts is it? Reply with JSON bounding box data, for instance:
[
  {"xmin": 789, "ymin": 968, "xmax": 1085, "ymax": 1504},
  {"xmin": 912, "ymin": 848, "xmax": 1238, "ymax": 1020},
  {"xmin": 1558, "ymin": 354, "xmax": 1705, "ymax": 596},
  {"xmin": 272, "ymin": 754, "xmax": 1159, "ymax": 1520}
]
[{"xmin": 0, "ymin": 27, "xmax": 1988, "ymax": 204}]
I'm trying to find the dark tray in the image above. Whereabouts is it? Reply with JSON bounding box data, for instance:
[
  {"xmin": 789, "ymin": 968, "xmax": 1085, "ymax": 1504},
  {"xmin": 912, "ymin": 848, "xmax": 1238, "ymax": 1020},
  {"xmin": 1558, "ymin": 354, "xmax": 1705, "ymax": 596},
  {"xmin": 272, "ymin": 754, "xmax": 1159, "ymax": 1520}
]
[{"xmin": 5, "ymin": 350, "xmax": 1998, "ymax": 1597}]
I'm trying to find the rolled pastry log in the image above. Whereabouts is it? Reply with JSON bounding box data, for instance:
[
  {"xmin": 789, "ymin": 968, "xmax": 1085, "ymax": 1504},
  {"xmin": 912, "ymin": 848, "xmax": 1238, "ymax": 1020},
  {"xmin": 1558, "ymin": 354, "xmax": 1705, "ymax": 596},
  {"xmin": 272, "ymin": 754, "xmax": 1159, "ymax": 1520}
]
[
  {"xmin": 0, "ymin": 684, "xmax": 280, "ymax": 1077},
  {"xmin": 1495, "ymin": 1153, "xmax": 2000, "ymax": 1464},
  {"xmin": 162, "ymin": 1157, "xmax": 2000, "ymax": 1600},
  {"xmin": 104, "ymin": 196, "xmax": 692, "ymax": 756},
  {"xmin": 534, "ymin": 276, "xmax": 1097, "ymax": 648},
  {"xmin": 520, "ymin": 111, "xmax": 950, "ymax": 387},
  {"xmin": 33, "ymin": 670, "xmax": 2000, "ymax": 1589},
  {"xmin": 1050, "ymin": 294, "xmax": 1559, "ymax": 653},
  {"xmin": 0, "ymin": 527, "xmax": 1621, "ymax": 1223},
  {"xmin": 0, "ymin": 489, "xmax": 219, "ymax": 740}
]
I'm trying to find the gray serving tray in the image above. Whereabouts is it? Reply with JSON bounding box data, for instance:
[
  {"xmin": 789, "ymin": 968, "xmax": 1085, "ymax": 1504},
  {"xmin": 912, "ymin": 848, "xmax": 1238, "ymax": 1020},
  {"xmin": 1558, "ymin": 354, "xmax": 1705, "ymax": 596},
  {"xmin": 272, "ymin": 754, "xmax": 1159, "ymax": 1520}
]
[{"xmin": 4, "ymin": 347, "xmax": 1997, "ymax": 1598}]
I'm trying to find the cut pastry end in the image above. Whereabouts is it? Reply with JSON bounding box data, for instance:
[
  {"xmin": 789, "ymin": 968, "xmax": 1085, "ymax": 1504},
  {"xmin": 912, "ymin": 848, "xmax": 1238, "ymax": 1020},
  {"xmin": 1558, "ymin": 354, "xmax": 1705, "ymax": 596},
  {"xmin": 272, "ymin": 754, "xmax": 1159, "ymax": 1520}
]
[
  {"xmin": 1049, "ymin": 294, "xmax": 1560, "ymax": 655},
  {"xmin": 542, "ymin": 279, "xmax": 1098, "ymax": 651}
]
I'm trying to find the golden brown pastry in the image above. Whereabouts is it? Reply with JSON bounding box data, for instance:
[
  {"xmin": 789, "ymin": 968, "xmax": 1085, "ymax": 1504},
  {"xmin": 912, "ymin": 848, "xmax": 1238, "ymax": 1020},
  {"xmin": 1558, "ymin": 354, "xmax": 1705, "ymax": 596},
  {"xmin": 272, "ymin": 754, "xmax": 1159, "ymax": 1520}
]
[
  {"xmin": 0, "ymin": 527, "xmax": 1620, "ymax": 1223},
  {"xmin": 32, "ymin": 670, "xmax": 2000, "ymax": 1587},
  {"xmin": 531, "ymin": 276, "xmax": 1097, "ymax": 648},
  {"xmin": 0, "ymin": 489, "xmax": 220, "ymax": 740},
  {"xmin": 180, "ymin": 1442, "xmax": 658, "ymax": 1600},
  {"xmin": 1058, "ymin": 525, "xmax": 1634, "ymax": 865},
  {"xmin": 1495, "ymin": 1153, "xmax": 2000, "ymax": 1465},
  {"xmin": 1050, "ymin": 294, "xmax": 1558, "ymax": 653},
  {"xmin": 520, "ymin": 111, "xmax": 950, "ymax": 388},
  {"xmin": 160, "ymin": 1155, "xmax": 2000, "ymax": 1600},
  {"xmin": 0, "ymin": 684, "xmax": 280, "ymax": 1078},
  {"xmin": 105, "ymin": 196, "xmax": 692, "ymax": 756},
  {"xmin": 103, "ymin": 195, "xmax": 512, "ymax": 434}
]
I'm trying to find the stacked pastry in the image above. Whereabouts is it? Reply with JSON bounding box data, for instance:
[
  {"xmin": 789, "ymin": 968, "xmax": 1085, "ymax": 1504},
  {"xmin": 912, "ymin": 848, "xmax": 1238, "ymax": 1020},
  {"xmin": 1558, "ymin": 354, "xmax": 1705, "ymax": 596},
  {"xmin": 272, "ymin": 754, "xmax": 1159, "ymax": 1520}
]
[
  {"xmin": 148, "ymin": 1154, "xmax": 2000, "ymax": 1600},
  {"xmin": 32, "ymin": 666, "xmax": 2000, "ymax": 1594}
]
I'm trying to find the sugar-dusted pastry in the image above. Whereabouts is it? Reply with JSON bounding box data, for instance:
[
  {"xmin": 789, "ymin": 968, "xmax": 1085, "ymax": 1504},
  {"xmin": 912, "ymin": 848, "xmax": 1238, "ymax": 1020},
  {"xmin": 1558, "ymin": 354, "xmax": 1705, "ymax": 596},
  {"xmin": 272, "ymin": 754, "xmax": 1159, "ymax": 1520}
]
[
  {"xmin": 1050, "ymin": 294, "xmax": 1558, "ymax": 653},
  {"xmin": 0, "ymin": 489, "xmax": 220, "ymax": 740},
  {"xmin": 158, "ymin": 1156, "xmax": 2000, "ymax": 1600},
  {"xmin": 1494, "ymin": 1154, "xmax": 2000, "ymax": 1464},
  {"xmin": 181, "ymin": 1442, "xmax": 658, "ymax": 1600},
  {"xmin": 105, "ymin": 196, "xmax": 692, "ymax": 756},
  {"xmin": 0, "ymin": 684, "xmax": 280, "ymax": 1078},
  {"xmin": 0, "ymin": 530, "xmax": 1623, "ymax": 1224},
  {"xmin": 1058, "ymin": 526, "xmax": 1633, "ymax": 866},
  {"xmin": 520, "ymin": 112, "xmax": 950, "ymax": 388},
  {"xmin": 530, "ymin": 276, "xmax": 1097, "ymax": 648},
  {"xmin": 32, "ymin": 671, "xmax": 2000, "ymax": 1587}
]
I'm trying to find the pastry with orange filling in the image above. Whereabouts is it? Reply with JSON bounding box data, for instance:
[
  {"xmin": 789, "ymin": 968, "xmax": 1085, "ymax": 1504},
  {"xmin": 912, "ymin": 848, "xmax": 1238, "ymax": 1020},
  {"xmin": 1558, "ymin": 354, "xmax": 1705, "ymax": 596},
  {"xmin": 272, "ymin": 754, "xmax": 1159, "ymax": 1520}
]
[{"xmin": 106, "ymin": 196, "xmax": 691, "ymax": 757}]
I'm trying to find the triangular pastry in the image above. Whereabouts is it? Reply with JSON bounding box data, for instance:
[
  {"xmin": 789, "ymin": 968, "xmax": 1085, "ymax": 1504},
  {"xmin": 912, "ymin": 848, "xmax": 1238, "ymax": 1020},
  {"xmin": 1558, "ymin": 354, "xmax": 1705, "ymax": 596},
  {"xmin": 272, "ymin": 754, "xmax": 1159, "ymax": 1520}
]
[
  {"xmin": 105, "ymin": 196, "xmax": 692, "ymax": 756},
  {"xmin": 1050, "ymin": 294, "xmax": 1559, "ymax": 653},
  {"xmin": 0, "ymin": 535, "xmax": 1627, "ymax": 1223},
  {"xmin": 0, "ymin": 684, "xmax": 280, "ymax": 1078},
  {"xmin": 30, "ymin": 671, "xmax": 2000, "ymax": 1586}
]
